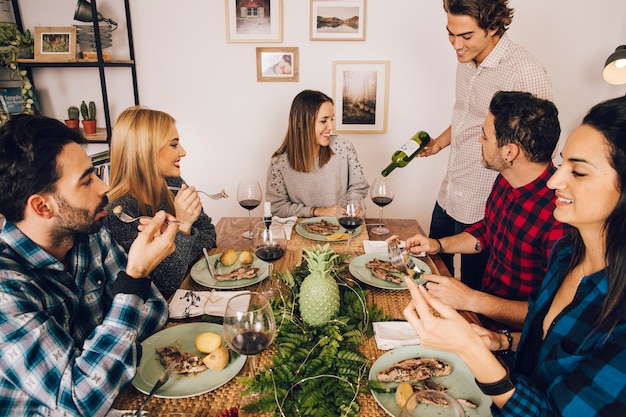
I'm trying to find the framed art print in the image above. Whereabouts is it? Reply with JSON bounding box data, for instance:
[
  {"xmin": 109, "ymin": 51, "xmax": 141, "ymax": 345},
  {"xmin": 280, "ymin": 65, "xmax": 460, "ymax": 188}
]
[
  {"xmin": 256, "ymin": 47, "xmax": 298, "ymax": 82},
  {"xmin": 226, "ymin": 0, "xmax": 283, "ymax": 43},
  {"xmin": 310, "ymin": 0, "xmax": 365, "ymax": 41},
  {"xmin": 34, "ymin": 26, "xmax": 76, "ymax": 61}
]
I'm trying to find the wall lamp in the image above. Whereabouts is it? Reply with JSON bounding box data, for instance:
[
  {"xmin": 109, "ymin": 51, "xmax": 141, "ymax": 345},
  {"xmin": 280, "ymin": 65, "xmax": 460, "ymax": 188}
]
[
  {"xmin": 602, "ymin": 45, "xmax": 626, "ymax": 85},
  {"xmin": 74, "ymin": 0, "xmax": 118, "ymax": 30}
]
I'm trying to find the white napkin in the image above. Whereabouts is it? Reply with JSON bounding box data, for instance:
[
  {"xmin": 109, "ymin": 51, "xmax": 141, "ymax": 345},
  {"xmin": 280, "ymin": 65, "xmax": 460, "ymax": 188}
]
[
  {"xmin": 362, "ymin": 240, "xmax": 406, "ymax": 254},
  {"xmin": 272, "ymin": 216, "xmax": 297, "ymax": 240},
  {"xmin": 169, "ymin": 289, "xmax": 249, "ymax": 318},
  {"xmin": 373, "ymin": 321, "xmax": 420, "ymax": 350}
]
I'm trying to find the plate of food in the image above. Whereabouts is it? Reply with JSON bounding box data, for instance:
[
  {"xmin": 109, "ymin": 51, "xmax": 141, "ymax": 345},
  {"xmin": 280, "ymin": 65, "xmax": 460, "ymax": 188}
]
[
  {"xmin": 295, "ymin": 216, "xmax": 362, "ymax": 242},
  {"xmin": 370, "ymin": 345, "xmax": 492, "ymax": 417},
  {"xmin": 348, "ymin": 252, "xmax": 431, "ymax": 290},
  {"xmin": 132, "ymin": 322, "xmax": 246, "ymax": 398},
  {"xmin": 190, "ymin": 250, "xmax": 270, "ymax": 289}
]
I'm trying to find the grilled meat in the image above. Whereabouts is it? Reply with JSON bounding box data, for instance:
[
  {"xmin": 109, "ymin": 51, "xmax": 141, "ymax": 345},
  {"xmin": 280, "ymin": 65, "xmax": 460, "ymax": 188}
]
[
  {"xmin": 302, "ymin": 219, "xmax": 340, "ymax": 235},
  {"xmin": 377, "ymin": 357, "xmax": 452, "ymax": 383},
  {"xmin": 214, "ymin": 266, "xmax": 260, "ymax": 281},
  {"xmin": 156, "ymin": 346, "xmax": 208, "ymax": 374}
]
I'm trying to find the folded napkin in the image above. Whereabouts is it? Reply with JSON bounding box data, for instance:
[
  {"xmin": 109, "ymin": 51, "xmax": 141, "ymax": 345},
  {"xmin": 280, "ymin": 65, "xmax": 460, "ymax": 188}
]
[
  {"xmin": 373, "ymin": 321, "xmax": 420, "ymax": 350},
  {"xmin": 169, "ymin": 289, "xmax": 249, "ymax": 319},
  {"xmin": 362, "ymin": 240, "xmax": 406, "ymax": 254},
  {"xmin": 272, "ymin": 216, "xmax": 297, "ymax": 240}
]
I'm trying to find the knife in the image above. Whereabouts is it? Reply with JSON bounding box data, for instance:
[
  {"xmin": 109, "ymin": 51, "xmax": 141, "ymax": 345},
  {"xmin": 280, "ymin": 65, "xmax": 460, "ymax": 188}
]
[
  {"xmin": 203, "ymin": 247, "xmax": 219, "ymax": 278},
  {"xmin": 136, "ymin": 361, "xmax": 177, "ymax": 414}
]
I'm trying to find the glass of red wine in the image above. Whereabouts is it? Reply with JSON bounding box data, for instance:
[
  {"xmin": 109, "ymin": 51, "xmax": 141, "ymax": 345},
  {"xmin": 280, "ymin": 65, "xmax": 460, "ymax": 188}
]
[
  {"xmin": 370, "ymin": 176, "xmax": 395, "ymax": 235},
  {"xmin": 223, "ymin": 292, "xmax": 276, "ymax": 376},
  {"xmin": 252, "ymin": 222, "xmax": 287, "ymax": 298},
  {"xmin": 237, "ymin": 179, "xmax": 262, "ymax": 239},
  {"xmin": 336, "ymin": 195, "xmax": 365, "ymax": 263}
]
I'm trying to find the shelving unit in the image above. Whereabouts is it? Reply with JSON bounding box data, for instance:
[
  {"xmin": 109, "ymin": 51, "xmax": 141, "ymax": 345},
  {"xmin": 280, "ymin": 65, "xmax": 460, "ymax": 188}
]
[{"xmin": 10, "ymin": 0, "xmax": 139, "ymax": 143}]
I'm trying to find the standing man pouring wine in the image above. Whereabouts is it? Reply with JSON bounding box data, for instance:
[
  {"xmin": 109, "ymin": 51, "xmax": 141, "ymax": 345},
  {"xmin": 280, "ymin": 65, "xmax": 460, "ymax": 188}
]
[{"xmin": 417, "ymin": 0, "xmax": 552, "ymax": 289}]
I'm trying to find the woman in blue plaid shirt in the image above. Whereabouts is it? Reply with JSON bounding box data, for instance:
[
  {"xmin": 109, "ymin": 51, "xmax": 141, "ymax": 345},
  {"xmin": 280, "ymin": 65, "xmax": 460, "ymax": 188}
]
[{"xmin": 403, "ymin": 95, "xmax": 626, "ymax": 416}]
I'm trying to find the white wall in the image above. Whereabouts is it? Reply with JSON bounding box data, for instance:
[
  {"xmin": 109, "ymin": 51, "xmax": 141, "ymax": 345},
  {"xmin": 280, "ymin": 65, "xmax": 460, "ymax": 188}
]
[{"xmin": 19, "ymin": 0, "xmax": 626, "ymax": 230}]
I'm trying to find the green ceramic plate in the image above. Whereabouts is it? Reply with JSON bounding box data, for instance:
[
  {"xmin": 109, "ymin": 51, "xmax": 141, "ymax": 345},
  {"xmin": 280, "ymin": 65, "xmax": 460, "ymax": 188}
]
[
  {"xmin": 348, "ymin": 252, "xmax": 431, "ymax": 290},
  {"xmin": 295, "ymin": 216, "xmax": 362, "ymax": 242},
  {"xmin": 132, "ymin": 323, "xmax": 246, "ymax": 399},
  {"xmin": 190, "ymin": 251, "xmax": 269, "ymax": 289},
  {"xmin": 370, "ymin": 345, "xmax": 492, "ymax": 416}
]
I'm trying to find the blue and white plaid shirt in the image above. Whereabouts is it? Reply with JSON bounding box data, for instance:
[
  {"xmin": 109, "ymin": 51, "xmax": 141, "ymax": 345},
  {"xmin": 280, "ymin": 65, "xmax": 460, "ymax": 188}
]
[
  {"xmin": 0, "ymin": 221, "xmax": 168, "ymax": 416},
  {"xmin": 501, "ymin": 238, "xmax": 626, "ymax": 416}
]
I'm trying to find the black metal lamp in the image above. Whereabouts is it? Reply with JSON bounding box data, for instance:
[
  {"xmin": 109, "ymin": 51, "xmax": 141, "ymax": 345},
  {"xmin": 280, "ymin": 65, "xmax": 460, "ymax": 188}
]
[
  {"xmin": 74, "ymin": 0, "xmax": 118, "ymax": 30},
  {"xmin": 602, "ymin": 45, "xmax": 626, "ymax": 85}
]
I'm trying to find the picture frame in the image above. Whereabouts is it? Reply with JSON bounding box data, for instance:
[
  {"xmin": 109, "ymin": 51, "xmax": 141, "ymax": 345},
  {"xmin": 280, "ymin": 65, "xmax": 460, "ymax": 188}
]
[
  {"xmin": 34, "ymin": 26, "xmax": 76, "ymax": 62},
  {"xmin": 225, "ymin": 0, "xmax": 283, "ymax": 43},
  {"xmin": 310, "ymin": 0, "xmax": 365, "ymax": 41},
  {"xmin": 256, "ymin": 47, "xmax": 299, "ymax": 82},
  {"xmin": 332, "ymin": 60, "xmax": 389, "ymax": 133}
]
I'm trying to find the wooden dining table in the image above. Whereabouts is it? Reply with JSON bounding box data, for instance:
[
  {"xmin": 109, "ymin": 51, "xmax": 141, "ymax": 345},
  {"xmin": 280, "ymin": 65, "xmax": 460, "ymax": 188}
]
[{"xmin": 112, "ymin": 217, "xmax": 478, "ymax": 416}]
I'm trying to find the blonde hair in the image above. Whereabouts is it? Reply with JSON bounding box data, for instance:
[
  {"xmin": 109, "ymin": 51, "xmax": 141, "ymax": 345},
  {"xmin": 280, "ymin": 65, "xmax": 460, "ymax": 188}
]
[{"xmin": 107, "ymin": 106, "xmax": 177, "ymax": 215}]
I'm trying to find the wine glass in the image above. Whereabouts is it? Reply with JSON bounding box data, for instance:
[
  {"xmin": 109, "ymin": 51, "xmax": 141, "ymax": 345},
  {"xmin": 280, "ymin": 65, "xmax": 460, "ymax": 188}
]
[
  {"xmin": 399, "ymin": 390, "xmax": 466, "ymax": 417},
  {"xmin": 237, "ymin": 180, "xmax": 262, "ymax": 239},
  {"xmin": 336, "ymin": 195, "xmax": 365, "ymax": 263},
  {"xmin": 370, "ymin": 177, "xmax": 395, "ymax": 235},
  {"xmin": 252, "ymin": 222, "xmax": 287, "ymax": 298},
  {"xmin": 223, "ymin": 292, "xmax": 276, "ymax": 376}
]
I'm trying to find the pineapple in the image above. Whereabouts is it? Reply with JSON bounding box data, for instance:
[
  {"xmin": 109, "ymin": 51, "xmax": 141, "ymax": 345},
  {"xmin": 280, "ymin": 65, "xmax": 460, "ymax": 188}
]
[{"xmin": 299, "ymin": 244, "xmax": 341, "ymax": 326}]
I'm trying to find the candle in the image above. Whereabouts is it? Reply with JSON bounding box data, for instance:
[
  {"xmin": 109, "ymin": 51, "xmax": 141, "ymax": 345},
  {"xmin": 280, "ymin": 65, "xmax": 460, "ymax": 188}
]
[{"xmin": 264, "ymin": 201, "xmax": 272, "ymax": 218}]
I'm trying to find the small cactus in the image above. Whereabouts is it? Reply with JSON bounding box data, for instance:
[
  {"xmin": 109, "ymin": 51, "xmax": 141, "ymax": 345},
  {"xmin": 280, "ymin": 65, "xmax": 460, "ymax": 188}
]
[
  {"xmin": 80, "ymin": 100, "xmax": 96, "ymax": 120},
  {"xmin": 67, "ymin": 106, "xmax": 79, "ymax": 120}
]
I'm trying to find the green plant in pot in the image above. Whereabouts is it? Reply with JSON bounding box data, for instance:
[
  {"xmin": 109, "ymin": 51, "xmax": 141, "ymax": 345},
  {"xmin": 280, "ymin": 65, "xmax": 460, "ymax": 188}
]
[
  {"xmin": 80, "ymin": 100, "xmax": 97, "ymax": 134},
  {"xmin": 65, "ymin": 106, "xmax": 79, "ymax": 129}
]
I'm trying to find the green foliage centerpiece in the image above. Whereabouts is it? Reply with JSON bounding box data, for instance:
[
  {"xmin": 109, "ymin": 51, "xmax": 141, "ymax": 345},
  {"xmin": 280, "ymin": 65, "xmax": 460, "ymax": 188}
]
[{"xmin": 238, "ymin": 244, "xmax": 389, "ymax": 416}]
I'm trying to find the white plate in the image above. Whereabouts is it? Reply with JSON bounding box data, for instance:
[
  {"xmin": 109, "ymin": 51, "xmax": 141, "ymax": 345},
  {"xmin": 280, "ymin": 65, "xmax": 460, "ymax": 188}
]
[
  {"xmin": 132, "ymin": 323, "xmax": 246, "ymax": 398},
  {"xmin": 370, "ymin": 346, "xmax": 492, "ymax": 416},
  {"xmin": 348, "ymin": 252, "xmax": 431, "ymax": 290},
  {"xmin": 190, "ymin": 251, "xmax": 269, "ymax": 289},
  {"xmin": 295, "ymin": 216, "xmax": 362, "ymax": 242}
]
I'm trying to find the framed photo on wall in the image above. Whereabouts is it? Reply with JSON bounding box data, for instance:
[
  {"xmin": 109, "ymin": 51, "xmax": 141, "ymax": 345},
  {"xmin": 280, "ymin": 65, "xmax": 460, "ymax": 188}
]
[
  {"xmin": 256, "ymin": 47, "xmax": 298, "ymax": 82},
  {"xmin": 225, "ymin": 0, "xmax": 283, "ymax": 43},
  {"xmin": 34, "ymin": 26, "xmax": 76, "ymax": 61},
  {"xmin": 332, "ymin": 60, "xmax": 389, "ymax": 133},
  {"xmin": 310, "ymin": 0, "xmax": 365, "ymax": 41}
]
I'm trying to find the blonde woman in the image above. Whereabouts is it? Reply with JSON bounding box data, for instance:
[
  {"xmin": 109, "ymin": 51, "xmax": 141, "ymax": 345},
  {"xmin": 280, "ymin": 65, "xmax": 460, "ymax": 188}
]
[{"xmin": 105, "ymin": 106, "xmax": 216, "ymax": 298}]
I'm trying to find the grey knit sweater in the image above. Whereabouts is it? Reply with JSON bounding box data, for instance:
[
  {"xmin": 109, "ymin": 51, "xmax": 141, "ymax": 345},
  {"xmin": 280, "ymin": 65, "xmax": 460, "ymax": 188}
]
[
  {"xmin": 104, "ymin": 176, "xmax": 217, "ymax": 298},
  {"xmin": 266, "ymin": 137, "xmax": 370, "ymax": 217}
]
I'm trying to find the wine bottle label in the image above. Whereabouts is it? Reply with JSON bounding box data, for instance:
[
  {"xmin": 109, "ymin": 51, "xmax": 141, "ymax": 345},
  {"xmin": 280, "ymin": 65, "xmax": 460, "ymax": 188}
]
[{"xmin": 399, "ymin": 139, "xmax": 420, "ymax": 155}]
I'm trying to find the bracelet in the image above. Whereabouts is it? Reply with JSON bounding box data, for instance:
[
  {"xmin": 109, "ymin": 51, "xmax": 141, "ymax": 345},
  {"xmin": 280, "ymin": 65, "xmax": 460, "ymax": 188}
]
[
  {"xmin": 433, "ymin": 238, "xmax": 443, "ymax": 254},
  {"xmin": 497, "ymin": 329, "xmax": 513, "ymax": 352},
  {"xmin": 310, "ymin": 207, "xmax": 316, "ymax": 217},
  {"xmin": 475, "ymin": 365, "xmax": 515, "ymax": 396}
]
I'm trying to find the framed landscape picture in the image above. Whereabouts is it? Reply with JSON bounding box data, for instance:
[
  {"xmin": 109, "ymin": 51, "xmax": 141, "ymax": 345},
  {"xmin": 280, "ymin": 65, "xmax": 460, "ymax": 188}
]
[
  {"xmin": 225, "ymin": 0, "xmax": 283, "ymax": 43},
  {"xmin": 310, "ymin": 0, "xmax": 365, "ymax": 41},
  {"xmin": 34, "ymin": 26, "xmax": 76, "ymax": 61},
  {"xmin": 256, "ymin": 47, "xmax": 298, "ymax": 82},
  {"xmin": 332, "ymin": 60, "xmax": 389, "ymax": 133}
]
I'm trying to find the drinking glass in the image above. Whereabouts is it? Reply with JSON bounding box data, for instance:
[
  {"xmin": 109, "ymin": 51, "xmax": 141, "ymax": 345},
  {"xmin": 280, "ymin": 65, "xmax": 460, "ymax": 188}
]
[
  {"xmin": 252, "ymin": 222, "xmax": 287, "ymax": 298},
  {"xmin": 336, "ymin": 195, "xmax": 365, "ymax": 263},
  {"xmin": 223, "ymin": 292, "xmax": 276, "ymax": 376},
  {"xmin": 237, "ymin": 180, "xmax": 262, "ymax": 239},
  {"xmin": 399, "ymin": 390, "xmax": 466, "ymax": 417},
  {"xmin": 370, "ymin": 177, "xmax": 394, "ymax": 235}
]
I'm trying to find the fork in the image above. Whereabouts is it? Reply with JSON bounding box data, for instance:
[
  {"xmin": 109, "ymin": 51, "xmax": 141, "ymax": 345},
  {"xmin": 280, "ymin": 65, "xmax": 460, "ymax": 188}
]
[
  {"xmin": 168, "ymin": 186, "xmax": 228, "ymax": 200},
  {"xmin": 113, "ymin": 209, "xmax": 183, "ymax": 225},
  {"xmin": 135, "ymin": 361, "xmax": 177, "ymax": 416},
  {"xmin": 388, "ymin": 239, "xmax": 425, "ymax": 276}
]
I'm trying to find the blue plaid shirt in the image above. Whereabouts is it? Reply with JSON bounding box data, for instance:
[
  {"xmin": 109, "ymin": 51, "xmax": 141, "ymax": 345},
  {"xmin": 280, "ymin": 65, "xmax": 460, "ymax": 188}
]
[
  {"xmin": 498, "ymin": 238, "xmax": 626, "ymax": 416},
  {"xmin": 0, "ymin": 221, "xmax": 168, "ymax": 416}
]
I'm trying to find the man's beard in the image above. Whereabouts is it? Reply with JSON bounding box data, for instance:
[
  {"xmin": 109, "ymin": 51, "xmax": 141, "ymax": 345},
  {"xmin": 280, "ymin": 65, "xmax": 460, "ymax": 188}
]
[{"xmin": 53, "ymin": 194, "xmax": 109, "ymax": 238}]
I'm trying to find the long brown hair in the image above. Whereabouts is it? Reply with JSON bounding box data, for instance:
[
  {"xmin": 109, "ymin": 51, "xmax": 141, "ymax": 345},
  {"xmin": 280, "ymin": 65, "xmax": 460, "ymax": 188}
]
[
  {"xmin": 107, "ymin": 106, "xmax": 177, "ymax": 215},
  {"xmin": 272, "ymin": 90, "xmax": 334, "ymax": 173}
]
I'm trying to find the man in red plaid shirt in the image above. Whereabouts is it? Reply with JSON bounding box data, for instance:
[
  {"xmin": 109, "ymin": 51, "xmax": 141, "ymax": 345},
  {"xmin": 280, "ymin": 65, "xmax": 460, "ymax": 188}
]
[{"xmin": 406, "ymin": 91, "xmax": 570, "ymax": 331}]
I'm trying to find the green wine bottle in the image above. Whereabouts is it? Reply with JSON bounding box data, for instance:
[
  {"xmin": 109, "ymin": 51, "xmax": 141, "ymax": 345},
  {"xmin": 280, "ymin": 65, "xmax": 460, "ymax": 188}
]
[{"xmin": 381, "ymin": 131, "xmax": 431, "ymax": 177}]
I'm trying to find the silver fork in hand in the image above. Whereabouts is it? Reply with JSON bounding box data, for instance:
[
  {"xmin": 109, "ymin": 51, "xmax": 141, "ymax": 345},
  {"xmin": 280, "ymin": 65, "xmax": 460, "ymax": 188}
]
[
  {"xmin": 113, "ymin": 208, "xmax": 182, "ymax": 225},
  {"xmin": 388, "ymin": 239, "xmax": 425, "ymax": 276},
  {"xmin": 168, "ymin": 186, "xmax": 228, "ymax": 200}
]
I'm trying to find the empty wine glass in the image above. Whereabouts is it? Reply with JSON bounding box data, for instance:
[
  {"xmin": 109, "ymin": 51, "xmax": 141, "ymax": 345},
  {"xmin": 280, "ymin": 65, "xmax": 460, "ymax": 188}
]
[
  {"xmin": 370, "ymin": 177, "xmax": 394, "ymax": 235},
  {"xmin": 223, "ymin": 292, "xmax": 276, "ymax": 377},
  {"xmin": 399, "ymin": 390, "xmax": 466, "ymax": 417},
  {"xmin": 252, "ymin": 222, "xmax": 287, "ymax": 298},
  {"xmin": 237, "ymin": 180, "xmax": 262, "ymax": 239},
  {"xmin": 336, "ymin": 195, "xmax": 365, "ymax": 263}
]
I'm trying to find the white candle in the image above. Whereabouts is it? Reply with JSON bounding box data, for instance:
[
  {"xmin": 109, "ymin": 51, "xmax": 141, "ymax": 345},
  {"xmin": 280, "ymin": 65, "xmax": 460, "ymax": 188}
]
[{"xmin": 264, "ymin": 201, "xmax": 272, "ymax": 218}]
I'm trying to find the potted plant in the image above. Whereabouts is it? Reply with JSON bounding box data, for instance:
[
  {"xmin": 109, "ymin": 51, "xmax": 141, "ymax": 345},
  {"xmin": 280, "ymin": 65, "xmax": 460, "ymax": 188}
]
[
  {"xmin": 80, "ymin": 100, "xmax": 97, "ymax": 134},
  {"xmin": 65, "ymin": 106, "xmax": 79, "ymax": 129}
]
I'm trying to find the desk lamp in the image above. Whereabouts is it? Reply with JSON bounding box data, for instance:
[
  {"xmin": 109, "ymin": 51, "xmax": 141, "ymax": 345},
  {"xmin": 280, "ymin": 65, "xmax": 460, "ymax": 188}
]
[
  {"xmin": 74, "ymin": 0, "xmax": 118, "ymax": 30},
  {"xmin": 602, "ymin": 45, "xmax": 626, "ymax": 85}
]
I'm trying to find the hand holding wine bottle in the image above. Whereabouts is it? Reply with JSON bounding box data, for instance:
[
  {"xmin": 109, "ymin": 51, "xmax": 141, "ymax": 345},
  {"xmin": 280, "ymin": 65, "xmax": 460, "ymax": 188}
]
[{"xmin": 381, "ymin": 131, "xmax": 431, "ymax": 177}]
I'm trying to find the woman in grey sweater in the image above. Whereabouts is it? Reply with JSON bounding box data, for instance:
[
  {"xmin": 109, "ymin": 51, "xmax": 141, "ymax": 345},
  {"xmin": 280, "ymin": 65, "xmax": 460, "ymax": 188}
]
[
  {"xmin": 104, "ymin": 106, "xmax": 216, "ymax": 298},
  {"xmin": 266, "ymin": 90, "xmax": 369, "ymax": 218}
]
